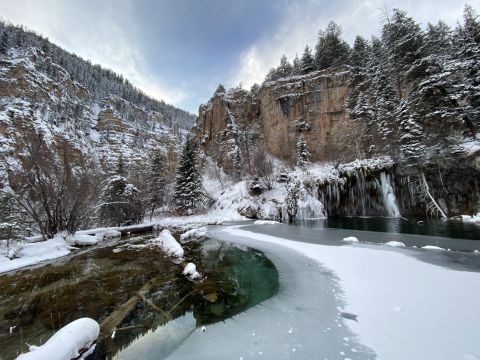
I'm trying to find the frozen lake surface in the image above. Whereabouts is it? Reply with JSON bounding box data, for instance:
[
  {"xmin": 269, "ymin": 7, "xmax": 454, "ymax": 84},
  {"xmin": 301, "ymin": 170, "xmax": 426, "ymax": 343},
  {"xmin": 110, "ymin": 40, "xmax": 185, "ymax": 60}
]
[{"xmin": 167, "ymin": 222, "xmax": 480, "ymax": 360}]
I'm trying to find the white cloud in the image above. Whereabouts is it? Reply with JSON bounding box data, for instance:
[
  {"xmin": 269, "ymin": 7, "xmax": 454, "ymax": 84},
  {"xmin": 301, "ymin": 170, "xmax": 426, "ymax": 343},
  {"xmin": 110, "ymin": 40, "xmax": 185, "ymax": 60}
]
[
  {"xmin": 229, "ymin": 0, "xmax": 480, "ymax": 89},
  {"xmin": 0, "ymin": 0, "xmax": 187, "ymax": 105}
]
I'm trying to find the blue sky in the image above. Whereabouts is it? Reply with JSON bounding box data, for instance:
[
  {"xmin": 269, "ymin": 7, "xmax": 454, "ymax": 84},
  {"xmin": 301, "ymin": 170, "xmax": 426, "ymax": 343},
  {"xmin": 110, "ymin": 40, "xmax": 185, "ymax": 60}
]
[{"xmin": 0, "ymin": 0, "xmax": 478, "ymax": 113}]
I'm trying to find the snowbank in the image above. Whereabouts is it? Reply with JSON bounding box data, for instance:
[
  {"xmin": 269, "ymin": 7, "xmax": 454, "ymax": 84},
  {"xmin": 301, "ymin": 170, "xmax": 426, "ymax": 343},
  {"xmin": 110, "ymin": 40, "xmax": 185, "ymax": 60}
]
[
  {"xmin": 182, "ymin": 262, "xmax": 201, "ymax": 280},
  {"xmin": 16, "ymin": 318, "xmax": 99, "ymax": 360},
  {"xmin": 0, "ymin": 236, "xmax": 71, "ymax": 274},
  {"xmin": 180, "ymin": 227, "xmax": 208, "ymax": 241},
  {"xmin": 151, "ymin": 230, "xmax": 184, "ymax": 258}
]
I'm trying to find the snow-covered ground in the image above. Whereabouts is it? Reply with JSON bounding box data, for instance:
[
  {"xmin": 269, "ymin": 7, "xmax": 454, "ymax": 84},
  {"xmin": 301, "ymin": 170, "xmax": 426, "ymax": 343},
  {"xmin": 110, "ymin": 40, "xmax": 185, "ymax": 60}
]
[
  {"xmin": 167, "ymin": 224, "xmax": 480, "ymax": 360},
  {"xmin": 0, "ymin": 236, "xmax": 72, "ymax": 274}
]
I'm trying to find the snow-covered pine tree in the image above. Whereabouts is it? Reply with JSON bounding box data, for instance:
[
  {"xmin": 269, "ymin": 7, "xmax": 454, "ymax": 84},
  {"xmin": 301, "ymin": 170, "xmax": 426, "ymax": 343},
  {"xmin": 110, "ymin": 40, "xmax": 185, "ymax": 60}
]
[
  {"xmin": 98, "ymin": 175, "xmax": 143, "ymax": 226},
  {"xmin": 292, "ymin": 55, "xmax": 302, "ymax": 76},
  {"xmin": 382, "ymin": 9, "xmax": 423, "ymax": 97},
  {"xmin": 116, "ymin": 155, "xmax": 126, "ymax": 176},
  {"xmin": 173, "ymin": 137, "xmax": 203, "ymax": 214},
  {"xmin": 0, "ymin": 188, "xmax": 26, "ymax": 258},
  {"xmin": 232, "ymin": 147, "xmax": 242, "ymax": 181},
  {"xmin": 277, "ymin": 55, "xmax": 293, "ymax": 78},
  {"xmin": 315, "ymin": 21, "xmax": 351, "ymax": 70},
  {"xmin": 300, "ymin": 45, "xmax": 315, "ymax": 74},
  {"xmin": 146, "ymin": 149, "xmax": 166, "ymax": 220},
  {"xmin": 349, "ymin": 35, "xmax": 370, "ymax": 73},
  {"xmin": 369, "ymin": 37, "xmax": 399, "ymax": 150},
  {"xmin": 395, "ymin": 100, "xmax": 426, "ymax": 162},
  {"xmin": 455, "ymin": 5, "xmax": 480, "ymax": 135},
  {"xmin": 295, "ymin": 135, "xmax": 311, "ymax": 169}
]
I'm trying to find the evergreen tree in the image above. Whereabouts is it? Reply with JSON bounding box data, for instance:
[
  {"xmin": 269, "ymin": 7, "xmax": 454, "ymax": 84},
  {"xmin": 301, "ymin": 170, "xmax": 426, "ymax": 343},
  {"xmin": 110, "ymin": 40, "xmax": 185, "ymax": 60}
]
[
  {"xmin": 116, "ymin": 155, "xmax": 125, "ymax": 176},
  {"xmin": 295, "ymin": 135, "xmax": 311, "ymax": 169},
  {"xmin": 395, "ymin": 101, "xmax": 426, "ymax": 161},
  {"xmin": 146, "ymin": 149, "xmax": 166, "ymax": 220},
  {"xmin": 349, "ymin": 36, "xmax": 370, "ymax": 72},
  {"xmin": 300, "ymin": 45, "xmax": 315, "ymax": 74},
  {"xmin": 292, "ymin": 55, "xmax": 302, "ymax": 76},
  {"xmin": 98, "ymin": 175, "xmax": 143, "ymax": 226},
  {"xmin": 174, "ymin": 137, "xmax": 203, "ymax": 214},
  {"xmin": 232, "ymin": 147, "xmax": 242, "ymax": 181},
  {"xmin": 215, "ymin": 84, "xmax": 226, "ymax": 95},
  {"xmin": 315, "ymin": 21, "xmax": 351, "ymax": 70},
  {"xmin": 277, "ymin": 55, "xmax": 293, "ymax": 78},
  {"xmin": 0, "ymin": 188, "xmax": 26, "ymax": 257},
  {"xmin": 455, "ymin": 5, "xmax": 480, "ymax": 135},
  {"xmin": 382, "ymin": 9, "xmax": 423, "ymax": 97}
]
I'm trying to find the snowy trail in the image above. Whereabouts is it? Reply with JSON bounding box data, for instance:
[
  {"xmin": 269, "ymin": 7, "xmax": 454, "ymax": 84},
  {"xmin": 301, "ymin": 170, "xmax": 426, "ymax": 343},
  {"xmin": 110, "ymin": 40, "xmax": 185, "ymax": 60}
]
[{"xmin": 168, "ymin": 224, "xmax": 480, "ymax": 360}]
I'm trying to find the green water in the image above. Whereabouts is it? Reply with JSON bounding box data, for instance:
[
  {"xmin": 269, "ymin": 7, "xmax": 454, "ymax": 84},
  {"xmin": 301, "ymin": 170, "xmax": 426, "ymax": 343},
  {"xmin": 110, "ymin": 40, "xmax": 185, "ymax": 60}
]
[{"xmin": 0, "ymin": 235, "xmax": 278, "ymax": 360}]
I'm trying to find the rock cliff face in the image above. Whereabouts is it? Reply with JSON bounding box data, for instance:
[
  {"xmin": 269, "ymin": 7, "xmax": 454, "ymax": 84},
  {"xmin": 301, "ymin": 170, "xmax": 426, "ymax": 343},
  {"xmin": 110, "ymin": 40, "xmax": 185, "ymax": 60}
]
[
  {"xmin": 196, "ymin": 68, "xmax": 351, "ymax": 167},
  {"xmin": 195, "ymin": 68, "xmax": 480, "ymax": 217},
  {"xmin": 0, "ymin": 48, "xmax": 192, "ymax": 187}
]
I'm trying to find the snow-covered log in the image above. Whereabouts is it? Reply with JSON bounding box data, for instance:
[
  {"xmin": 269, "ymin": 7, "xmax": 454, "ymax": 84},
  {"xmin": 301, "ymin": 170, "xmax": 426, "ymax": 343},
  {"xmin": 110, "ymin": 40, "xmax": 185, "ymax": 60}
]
[
  {"xmin": 180, "ymin": 227, "xmax": 208, "ymax": 241},
  {"xmin": 16, "ymin": 318, "xmax": 99, "ymax": 360}
]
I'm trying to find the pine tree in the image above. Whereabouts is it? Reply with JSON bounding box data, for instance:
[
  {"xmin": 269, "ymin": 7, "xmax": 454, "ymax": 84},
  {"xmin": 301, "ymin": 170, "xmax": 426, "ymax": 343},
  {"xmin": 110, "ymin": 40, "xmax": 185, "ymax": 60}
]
[
  {"xmin": 98, "ymin": 175, "xmax": 143, "ymax": 226},
  {"xmin": 116, "ymin": 155, "xmax": 125, "ymax": 176},
  {"xmin": 146, "ymin": 149, "xmax": 166, "ymax": 220},
  {"xmin": 315, "ymin": 21, "xmax": 351, "ymax": 70},
  {"xmin": 232, "ymin": 147, "xmax": 242, "ymax": 181},
  {"xmin": 455, "ymin": 5, "xmax": 480, "ymax": 135},
  {"xmin": 277, "ymin": 55, "xmax": 293, "ymax": 78},
  {"xmin": 300, "ymin": 45, "xmax": 315, "ymax": 74},
  {"xmin": 395, "ymin": 100, "xmax": 426, "ymax": 162},
  {"xmin": 295, "ymin": 135, "xmax": 311, "ymax": 169},
  {"xmin": 349, "ymin": 36, "xmax": 370, "ymax": 73},
  {"xmin": 382, "ymin": 9, "xmax": 423, "ymax": 97},
  {"xmin": 174, "ymin": 137, "xmax": 203, "ymax": 214},
  {"xmin": 292, "ymin": 55, "xmax": 302, "ymax": 76},
  {"xmin": 215, "ymin": 84, "xmax": 226, "ymax": 95},
  {"xmin": 0, "ymin": 188, "xmax": 26, "ymax": 257}
]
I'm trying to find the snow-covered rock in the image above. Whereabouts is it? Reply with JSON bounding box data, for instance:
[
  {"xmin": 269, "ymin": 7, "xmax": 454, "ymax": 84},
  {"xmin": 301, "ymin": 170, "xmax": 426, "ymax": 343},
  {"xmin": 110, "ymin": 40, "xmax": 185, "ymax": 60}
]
[
  {"xmin": 422, "ymin": 245, "xmax": 445, "ymax": 250},
  {"xmin": 182, "ymin": 262, "xmax": 201, "ymax": 280},
  {"xmin": 71, "ymin": 234, "xmax": 100, "ymax": 246},
  {"xmin": 384, "ymin": 241, "xmax": 406, "ymax": 247},
  {"xmin": 16, "ymin": 318, "xmax": 99, "ymax": 360},
  {"xmin": 151, "ymin": 229, "xmax": 184, "ymax": 258},
  {"xmin": 180, "ymin": 227, "xmax": 208, "ymax": 241},
  {"xmin": 343, "ymin": 236, "xmax": 359, "ymax": 243},
  {"xmin": 460, "ymin": 213, "xmax": 480, "ymax": 225}
]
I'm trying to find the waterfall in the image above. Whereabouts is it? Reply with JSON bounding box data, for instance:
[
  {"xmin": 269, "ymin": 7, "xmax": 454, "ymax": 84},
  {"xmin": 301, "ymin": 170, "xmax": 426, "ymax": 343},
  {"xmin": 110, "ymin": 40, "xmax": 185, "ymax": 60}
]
[
  {"xmin": 380, "ymin": 172, "xmax": 401, "ymax": 218},
  {"xmin": 282, "ymin": 181, "xmax": 327, "ymax": 222}
]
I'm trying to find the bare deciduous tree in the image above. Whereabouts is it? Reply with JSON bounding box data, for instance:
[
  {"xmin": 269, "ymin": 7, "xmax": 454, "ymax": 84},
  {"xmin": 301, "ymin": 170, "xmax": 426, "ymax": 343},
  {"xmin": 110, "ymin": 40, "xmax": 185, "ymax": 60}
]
[
  {"xmin": 8, "ymin": 134, "xmax": 100, "ymax": 239},
  {"xmin": 252, "ymin": 148, "xmax": 275, "ymax": 190}
]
